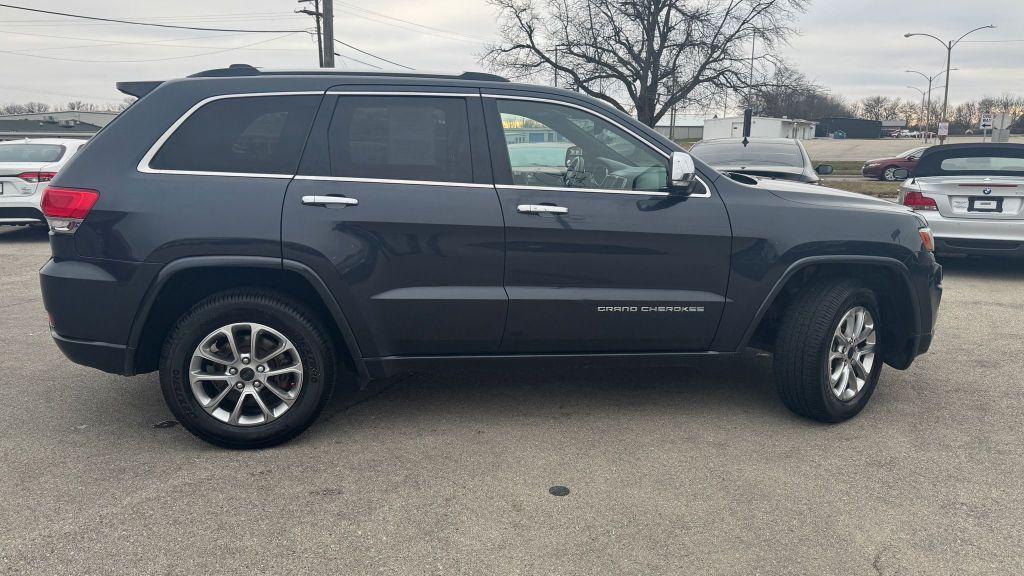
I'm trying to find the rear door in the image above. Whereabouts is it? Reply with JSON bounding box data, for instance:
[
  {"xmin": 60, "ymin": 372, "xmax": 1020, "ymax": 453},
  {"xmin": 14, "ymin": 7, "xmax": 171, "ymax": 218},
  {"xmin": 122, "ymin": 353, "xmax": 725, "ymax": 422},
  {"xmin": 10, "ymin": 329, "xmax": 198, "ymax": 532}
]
[
  {"xmin": 282, "ymin": 87, "xmax": 506, "ymax": 358},
  {"xmin": 483, "ymin": 92, "xmax": 732, "ymax": 353}
]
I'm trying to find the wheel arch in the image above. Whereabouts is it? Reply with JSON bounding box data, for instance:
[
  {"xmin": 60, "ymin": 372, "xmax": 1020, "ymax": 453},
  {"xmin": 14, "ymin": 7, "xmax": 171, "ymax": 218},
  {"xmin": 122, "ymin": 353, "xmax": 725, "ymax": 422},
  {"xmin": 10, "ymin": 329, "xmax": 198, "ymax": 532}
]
[
  {"xmin": 742, "ymin": 255, "xmax": 922, "ymax": 369},
  {"xmin": 127, "ymin": 256, "xmax": 368, "ymax": 380}
]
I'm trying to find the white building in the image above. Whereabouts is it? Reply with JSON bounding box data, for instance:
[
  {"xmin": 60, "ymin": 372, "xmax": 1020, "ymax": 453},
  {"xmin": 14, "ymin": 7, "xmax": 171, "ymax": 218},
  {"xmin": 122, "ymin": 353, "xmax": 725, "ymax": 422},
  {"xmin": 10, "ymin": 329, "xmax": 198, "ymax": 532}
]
[
  {"xmin": 653, "ymin": 115, "xmax": 707, "ymax": 140},
  {"xmin": 702, "ymin": 115, "xmax": 816, "ymax": 140}
]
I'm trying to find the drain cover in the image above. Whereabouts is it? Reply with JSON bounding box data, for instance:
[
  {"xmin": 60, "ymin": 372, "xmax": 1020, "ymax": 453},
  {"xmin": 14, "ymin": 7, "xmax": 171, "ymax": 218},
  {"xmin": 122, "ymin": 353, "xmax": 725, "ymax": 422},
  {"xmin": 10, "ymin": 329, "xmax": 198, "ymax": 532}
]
[{"xmin": 548, "ymin": 485, "xmax": 570, "ymax": 497}]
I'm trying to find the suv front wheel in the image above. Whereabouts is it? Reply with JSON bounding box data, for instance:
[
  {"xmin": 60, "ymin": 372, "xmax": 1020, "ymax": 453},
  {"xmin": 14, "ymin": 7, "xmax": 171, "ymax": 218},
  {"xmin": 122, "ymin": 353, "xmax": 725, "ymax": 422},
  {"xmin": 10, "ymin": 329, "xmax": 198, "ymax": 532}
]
[
  {"xmin": 159, "ymin": 289, "xmax": 336, "ymax": 448},
  {"xmin": 774, "ymin": 279, "xmax": 883, "ymax": 422}
]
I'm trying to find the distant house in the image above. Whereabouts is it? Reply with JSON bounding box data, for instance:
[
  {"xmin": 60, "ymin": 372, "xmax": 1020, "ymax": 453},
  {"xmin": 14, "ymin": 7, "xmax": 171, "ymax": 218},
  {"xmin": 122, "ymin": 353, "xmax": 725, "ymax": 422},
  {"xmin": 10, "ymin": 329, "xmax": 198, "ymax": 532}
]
[
  {"xmin": 815, "ymin": 117, "xmax": 882, "ymax": 139},
  {"xmin": 702, "ymin": 115, "xmax": 816, "ymax": 140},
  {"xmin": 881, "ymin": 119, "xmax": 907, "ymax": 137},
  {"xmin": 653, "ymin": 115, "xmax": 706, "ymax": 140},
  {"xmin": 0, "ymin": 110, "xmax": 118, "ymax": 141}
]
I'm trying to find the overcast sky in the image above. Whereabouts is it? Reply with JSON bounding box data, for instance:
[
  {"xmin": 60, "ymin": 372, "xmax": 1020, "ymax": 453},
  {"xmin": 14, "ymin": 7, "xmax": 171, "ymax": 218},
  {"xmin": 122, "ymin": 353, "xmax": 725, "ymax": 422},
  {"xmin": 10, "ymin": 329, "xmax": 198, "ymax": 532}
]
[{"xmin": 1, "ymin": 0, "xmax": 1022, "ymax": 111}]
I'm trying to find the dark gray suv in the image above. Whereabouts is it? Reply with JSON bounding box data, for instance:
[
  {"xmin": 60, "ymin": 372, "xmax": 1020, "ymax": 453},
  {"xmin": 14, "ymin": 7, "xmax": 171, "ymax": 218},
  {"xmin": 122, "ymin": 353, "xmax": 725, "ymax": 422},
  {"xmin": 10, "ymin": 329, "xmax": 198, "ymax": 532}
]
[{"xmin": 39, "ymin": 66, "xmax": 942, "ymax": 448}]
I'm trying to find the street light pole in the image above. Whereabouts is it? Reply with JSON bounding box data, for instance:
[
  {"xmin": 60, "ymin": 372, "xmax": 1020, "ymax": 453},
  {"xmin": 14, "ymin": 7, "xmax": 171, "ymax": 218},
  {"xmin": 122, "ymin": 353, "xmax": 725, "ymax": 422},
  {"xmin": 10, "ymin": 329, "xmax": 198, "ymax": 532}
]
[
  {"xmin": 906, "ymin": 68, "xmax": 955, "ymax": 143},
  {"xmin": 905, "ymin": 25, "xmax": 995, "ymax": 135},
  {"xmin": 907, "ymin": 86, "xmax": 926, "ymax": 138}
]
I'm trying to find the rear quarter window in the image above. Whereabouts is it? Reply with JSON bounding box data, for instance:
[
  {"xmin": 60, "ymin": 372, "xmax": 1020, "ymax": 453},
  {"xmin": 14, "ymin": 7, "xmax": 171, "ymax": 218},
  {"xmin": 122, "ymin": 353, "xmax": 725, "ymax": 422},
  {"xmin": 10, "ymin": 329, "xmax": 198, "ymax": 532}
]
[{"xmin": 149, "ymin": 95, "xmax": 320, "ymax": 175}]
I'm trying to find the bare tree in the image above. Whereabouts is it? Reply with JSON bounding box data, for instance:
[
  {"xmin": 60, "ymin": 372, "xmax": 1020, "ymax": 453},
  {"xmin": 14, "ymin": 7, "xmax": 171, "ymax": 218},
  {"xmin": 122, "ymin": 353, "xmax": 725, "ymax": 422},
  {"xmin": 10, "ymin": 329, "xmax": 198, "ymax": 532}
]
[
  {"xmin": 483, "ymin": 0, "xmax": 808, "ymax": 126},
  {"xmin": 738, "ymin": 64, "xmax": 855, "ymax": 119},
  {"xmin": 857, "ymin": 96, "xmax": 889, "ymax": 121}
]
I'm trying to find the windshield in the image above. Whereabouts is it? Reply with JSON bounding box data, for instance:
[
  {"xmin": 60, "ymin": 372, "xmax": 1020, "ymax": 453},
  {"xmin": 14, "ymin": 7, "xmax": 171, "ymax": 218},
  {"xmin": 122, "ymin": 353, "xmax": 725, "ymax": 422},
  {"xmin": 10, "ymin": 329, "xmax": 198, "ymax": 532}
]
[
  {"xmin": 899, "ymin": 147, "xmax": 925, "ymax": 158},
  {"xmin": 690, "ymin": 140, "xmax": 803, "ymax": 168},
  {"xmin": 507, "ymin": 143, "xmax": 570, "ymax": 168},
  {"xmin": 0, "ymin": 143, "xmax": 66, "ymax": 163}
]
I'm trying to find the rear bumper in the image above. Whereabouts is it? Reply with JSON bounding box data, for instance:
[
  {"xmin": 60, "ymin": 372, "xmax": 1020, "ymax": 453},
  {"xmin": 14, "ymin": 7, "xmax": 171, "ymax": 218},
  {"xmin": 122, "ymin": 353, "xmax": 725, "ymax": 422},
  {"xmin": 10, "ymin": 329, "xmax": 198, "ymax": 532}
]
[
  {"xmin": 919, "ymin": 211, "xmax": 1024, "ymax": 256},
  {"xmin": 0, "ymin": 206, "xmax": 44, "ymax": 224},
  {"xmin": 50, "ymin": 329, "xmax": 133, "ymax": 375}
]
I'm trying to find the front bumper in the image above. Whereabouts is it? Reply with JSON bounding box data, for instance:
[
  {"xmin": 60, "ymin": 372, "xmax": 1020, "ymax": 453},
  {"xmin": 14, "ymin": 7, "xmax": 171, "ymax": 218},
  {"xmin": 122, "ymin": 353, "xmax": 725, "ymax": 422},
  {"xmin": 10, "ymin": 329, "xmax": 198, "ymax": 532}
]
[{"xmin": 918, "ymin": 211, "xmax": 1024, "ymax": 257}]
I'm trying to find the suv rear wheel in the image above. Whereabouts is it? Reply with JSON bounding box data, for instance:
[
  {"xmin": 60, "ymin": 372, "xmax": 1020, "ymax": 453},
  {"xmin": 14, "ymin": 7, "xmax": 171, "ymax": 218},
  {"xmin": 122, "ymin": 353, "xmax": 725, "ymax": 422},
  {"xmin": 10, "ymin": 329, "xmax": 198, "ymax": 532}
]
[
  {"xmin": 773, "ymin": 279, "xmax": 883, "ymax": 422},
  {"xmin": 159, "ymin": 289, "xmax": 335, "ymax": 448}
]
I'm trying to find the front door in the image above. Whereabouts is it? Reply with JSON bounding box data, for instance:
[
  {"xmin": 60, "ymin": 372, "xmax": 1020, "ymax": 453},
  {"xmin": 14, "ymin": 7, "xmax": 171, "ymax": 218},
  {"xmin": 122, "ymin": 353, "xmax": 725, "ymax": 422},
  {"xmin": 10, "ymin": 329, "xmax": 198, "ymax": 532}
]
[
  {"xmin": 282, "ymin": 89, "xmax": 506, "ymax": 358},
  {"xmin": 483, "ymin": 93, "xmax": 732, "ymax": 353}
]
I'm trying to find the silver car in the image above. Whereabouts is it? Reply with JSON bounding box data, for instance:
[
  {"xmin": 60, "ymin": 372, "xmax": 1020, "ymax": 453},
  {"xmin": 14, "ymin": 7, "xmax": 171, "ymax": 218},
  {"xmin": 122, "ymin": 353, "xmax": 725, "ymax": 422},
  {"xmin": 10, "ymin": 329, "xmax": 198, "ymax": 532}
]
[
  {"xmin": 898, "ymin": 143, "xmax": 1024, "ymax": 257},
  {"xmin": 689, "ymin": 137, "xmax": 833, "ymax": 184}
]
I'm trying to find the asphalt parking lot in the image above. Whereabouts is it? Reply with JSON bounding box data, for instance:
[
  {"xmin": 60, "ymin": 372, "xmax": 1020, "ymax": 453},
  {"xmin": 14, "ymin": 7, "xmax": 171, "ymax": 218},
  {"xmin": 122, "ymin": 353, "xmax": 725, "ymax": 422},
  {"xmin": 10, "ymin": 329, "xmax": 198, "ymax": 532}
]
[{"xmin": 1, "ymin": 225, "xmax": 1022, "ymax": 575}]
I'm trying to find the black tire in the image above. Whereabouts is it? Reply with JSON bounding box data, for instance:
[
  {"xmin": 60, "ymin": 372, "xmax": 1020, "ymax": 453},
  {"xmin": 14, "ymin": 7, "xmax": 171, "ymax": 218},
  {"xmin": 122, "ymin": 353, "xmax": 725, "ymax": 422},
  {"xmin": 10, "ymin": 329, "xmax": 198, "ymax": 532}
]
[
  {"xmin": 773, "ymin": 279, "xmax": 883, "ymax": 423},
  {"xmin": 159, "ymin": 289, "xmax": 336, "ymax": 449}
]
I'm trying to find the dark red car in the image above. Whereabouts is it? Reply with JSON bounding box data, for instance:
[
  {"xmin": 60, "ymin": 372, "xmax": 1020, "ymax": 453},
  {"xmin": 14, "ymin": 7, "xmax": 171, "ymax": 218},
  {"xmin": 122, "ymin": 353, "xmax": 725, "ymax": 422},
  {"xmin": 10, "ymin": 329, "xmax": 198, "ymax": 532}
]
[{"xmin": 861, "ymin": 146, "xmax": 929, "ymax": 181}]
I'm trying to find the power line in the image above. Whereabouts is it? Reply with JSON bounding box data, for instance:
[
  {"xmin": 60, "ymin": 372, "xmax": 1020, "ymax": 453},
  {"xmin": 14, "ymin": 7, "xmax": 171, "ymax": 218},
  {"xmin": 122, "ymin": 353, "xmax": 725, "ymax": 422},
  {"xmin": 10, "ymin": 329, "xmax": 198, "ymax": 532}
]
[
  {"xmin": 332, "ymin": 51, "xmax": 381, "ymax": 69},
  {"xmin": 333, "ymin": 3, "xmax": 489, "ymax": 44},
  {"xmin": 0, "ymin": 3, "xmax": 306, "ymax": 33},
  {"xmin": 333, "ymin": 39, "xmax": 413, "ymax": 70},
  {"xmin": 0, "ymin": 32, "xmax": 301, "ymax": 63}
]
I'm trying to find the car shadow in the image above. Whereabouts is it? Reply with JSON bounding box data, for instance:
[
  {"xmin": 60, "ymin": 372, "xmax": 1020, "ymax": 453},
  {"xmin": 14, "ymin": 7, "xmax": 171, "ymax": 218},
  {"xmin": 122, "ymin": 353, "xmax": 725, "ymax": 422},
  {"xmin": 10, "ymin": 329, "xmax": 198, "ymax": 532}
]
[
  {"xmin": 937, "ymin": 255, "xmax": 1024, "ymax": 280},
  {"xmin": 0, "ymin": 225, "xmax": 48, "ymax": 243},
  {"xmin": 309, "ymin": 350, "xmax": 788, "ymax": 439}
]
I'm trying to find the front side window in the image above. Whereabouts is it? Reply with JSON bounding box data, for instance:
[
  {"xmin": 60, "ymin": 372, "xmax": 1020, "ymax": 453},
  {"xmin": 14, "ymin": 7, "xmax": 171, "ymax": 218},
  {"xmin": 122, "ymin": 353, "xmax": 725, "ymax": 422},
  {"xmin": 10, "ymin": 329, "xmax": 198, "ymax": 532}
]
[
  {"xmin": 150, "ymin": 95, "xmax": 319, "ymax": 174},
  {"xmin": 328, "ymin": 96, "xmax": 472, "ymax": 183},
  {"xmin": 497, "ymin": 99, "xmax": 667, "ymax": 191},
  {"xmin": 0, "ymin": 144, "xmax": 65, "ymax": 163}
]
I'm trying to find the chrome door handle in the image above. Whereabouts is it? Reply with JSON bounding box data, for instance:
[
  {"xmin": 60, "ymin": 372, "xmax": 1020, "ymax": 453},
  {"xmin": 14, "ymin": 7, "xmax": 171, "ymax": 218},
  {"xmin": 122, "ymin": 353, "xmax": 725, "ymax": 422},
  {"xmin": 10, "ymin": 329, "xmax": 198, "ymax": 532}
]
[
  {"xmin": 517, "ymin": 204, "xmax": 568, "ymax": 215},
  {"xmin": 301, "ymin": 195, "xmax": 358, "ymax": 207}
]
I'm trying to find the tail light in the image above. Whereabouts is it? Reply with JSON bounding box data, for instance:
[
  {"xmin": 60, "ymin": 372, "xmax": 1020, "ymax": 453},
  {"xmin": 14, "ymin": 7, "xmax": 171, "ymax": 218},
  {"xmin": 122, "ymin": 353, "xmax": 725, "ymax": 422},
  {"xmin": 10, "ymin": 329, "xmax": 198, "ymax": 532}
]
[
  {"xmin": 18, "ymin": 171, "xmax": 57, "ymax": 183},
  {"xmin": 41, "ymin": 186, "xmax": 99, "ymax": 234},
  {"xmin": 902, "ymin": 191, "xmax": 937, "ymax": 211},
  {"xmin": 918, "ymin": 227, "xmax": 935, "ymax": 252}
]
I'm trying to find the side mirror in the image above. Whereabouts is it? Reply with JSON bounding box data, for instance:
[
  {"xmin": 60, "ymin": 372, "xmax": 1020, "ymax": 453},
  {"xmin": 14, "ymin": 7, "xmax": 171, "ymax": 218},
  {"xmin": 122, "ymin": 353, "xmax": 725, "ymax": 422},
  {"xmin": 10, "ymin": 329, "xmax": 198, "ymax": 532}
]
[
  {"xmin": 892, "ymin": 168, "xmax": 910, "ymax": 180},
  {"xmin": 814, "ymin": 164, "xmax": 834, "ymax": 175},
  {"xmin": 670, "ymin": 151, "xmax": 695, "ymax": 194}
]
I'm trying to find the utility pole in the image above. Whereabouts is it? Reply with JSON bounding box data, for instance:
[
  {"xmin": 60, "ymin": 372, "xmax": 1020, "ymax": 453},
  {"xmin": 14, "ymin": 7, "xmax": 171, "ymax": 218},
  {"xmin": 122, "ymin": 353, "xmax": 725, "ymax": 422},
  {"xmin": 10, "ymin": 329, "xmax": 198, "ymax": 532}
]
[
  {"xmin": 296, "ymin": 0, "xmax": 323, "ymax": 67},
  {"xmin": 322, "ymin": 0, "xmax": 335, "ymax": 68}
]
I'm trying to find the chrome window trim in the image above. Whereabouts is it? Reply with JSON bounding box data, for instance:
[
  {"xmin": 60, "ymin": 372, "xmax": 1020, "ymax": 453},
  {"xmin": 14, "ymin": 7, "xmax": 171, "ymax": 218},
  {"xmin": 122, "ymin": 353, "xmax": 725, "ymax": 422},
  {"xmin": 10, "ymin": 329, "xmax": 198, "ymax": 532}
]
[
  {"xmin": 294, "ymin": 175, "xmax": 492, "ymax": 188},
  {"xmin": 137, "ymin": 91, "xmax": 325, "ymax": 177},
  {"xmin": 494, "ymin": 176, "xmax": 711, "ymax": 198},
  {"xmin": 326, "ymin": 91, "xmax": 480, "ymax": 97}
]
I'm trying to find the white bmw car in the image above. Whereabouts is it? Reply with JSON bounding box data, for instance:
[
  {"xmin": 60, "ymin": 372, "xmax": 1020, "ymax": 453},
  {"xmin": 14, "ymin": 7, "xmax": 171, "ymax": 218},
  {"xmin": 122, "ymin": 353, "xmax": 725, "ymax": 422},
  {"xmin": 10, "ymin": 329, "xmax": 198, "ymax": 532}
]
[
  {"xmin": 898, "ymin": 143, "xmax": 1024, "ymax": 257},
  {"xmin": 0, "ymin": 138, "xmax": 88, "ymax": 226}
]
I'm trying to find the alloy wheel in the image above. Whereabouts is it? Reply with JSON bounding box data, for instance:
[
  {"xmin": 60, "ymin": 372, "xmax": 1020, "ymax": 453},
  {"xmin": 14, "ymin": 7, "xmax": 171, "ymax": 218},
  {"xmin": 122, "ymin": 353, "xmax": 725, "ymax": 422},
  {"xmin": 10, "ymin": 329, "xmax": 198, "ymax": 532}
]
[
  {"xmin": 188, "ymin": 322, "xmax": 304, "ymax": 426},
  {"xmin": 827, "ymin": 306, "xmax": 876, "ymax": 402}
]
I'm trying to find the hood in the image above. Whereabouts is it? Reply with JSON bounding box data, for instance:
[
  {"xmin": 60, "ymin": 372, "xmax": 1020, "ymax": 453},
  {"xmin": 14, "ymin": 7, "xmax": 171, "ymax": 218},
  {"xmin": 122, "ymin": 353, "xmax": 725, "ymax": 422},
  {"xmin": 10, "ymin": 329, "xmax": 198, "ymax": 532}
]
[
  {"xmin": 755, "ymin": 177, "xmax": 913, "ymax": 215},
  {"xmin": 863, "ymin": 157, "xmax": 901, "ymax": 164}
]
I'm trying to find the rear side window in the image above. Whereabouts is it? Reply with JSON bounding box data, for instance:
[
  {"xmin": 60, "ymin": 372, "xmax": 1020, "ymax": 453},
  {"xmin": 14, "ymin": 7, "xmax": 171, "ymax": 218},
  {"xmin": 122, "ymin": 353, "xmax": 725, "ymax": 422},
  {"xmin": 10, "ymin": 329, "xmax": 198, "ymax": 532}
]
[
  {"xmin": 328, "ymin": 96, "xmax": 472, "ymax": 183},
  {"xmin": 0, "ymin": 144, "xmax": 65, "ymax": 163},
  {"xmin": 150, "ymin": 95, "xmax": 319, "ymax": 175}
]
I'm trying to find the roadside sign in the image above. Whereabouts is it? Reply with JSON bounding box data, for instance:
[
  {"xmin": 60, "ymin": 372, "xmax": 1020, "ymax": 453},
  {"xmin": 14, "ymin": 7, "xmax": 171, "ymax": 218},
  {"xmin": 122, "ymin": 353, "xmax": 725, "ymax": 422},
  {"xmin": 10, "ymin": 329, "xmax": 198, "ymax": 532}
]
[
  {"xmin": 981, "ymin": 114, "xmax": 993, "ymax": 129},
  {"xmin": 938, "ymin": 122, "xmax": 949, "ymax": 137}
]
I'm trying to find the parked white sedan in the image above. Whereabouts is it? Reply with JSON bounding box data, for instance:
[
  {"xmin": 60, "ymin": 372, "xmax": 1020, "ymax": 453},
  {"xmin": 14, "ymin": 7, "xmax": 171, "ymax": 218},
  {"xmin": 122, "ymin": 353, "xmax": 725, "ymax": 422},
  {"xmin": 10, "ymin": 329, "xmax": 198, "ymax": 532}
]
[{"xmin": 0, "ymin": 138, "xmax": 88, "ymax": 226}]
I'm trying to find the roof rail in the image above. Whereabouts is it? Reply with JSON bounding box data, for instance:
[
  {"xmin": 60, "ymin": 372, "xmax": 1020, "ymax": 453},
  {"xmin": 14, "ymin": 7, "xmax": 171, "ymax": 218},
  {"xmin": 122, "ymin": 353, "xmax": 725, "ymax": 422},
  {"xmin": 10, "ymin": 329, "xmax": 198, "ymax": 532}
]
[{"xmin": 186, "ymin": 65, "xmax": 509, "ymax": 82}]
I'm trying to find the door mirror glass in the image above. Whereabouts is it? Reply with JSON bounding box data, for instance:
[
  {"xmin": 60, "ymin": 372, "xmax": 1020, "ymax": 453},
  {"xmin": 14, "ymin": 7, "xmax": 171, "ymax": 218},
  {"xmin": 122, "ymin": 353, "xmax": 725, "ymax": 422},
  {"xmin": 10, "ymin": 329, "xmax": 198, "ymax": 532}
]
[
  {"xmin": 670, "ymin": 151, "xmax": 695, "ymax": 193},
  {"xmin": 814, "ymin": 164, "xmax": 834, "ymax": 175},
  {"xmin": 892, "ymin": 168, "xmax": 910, "ymax": 179}
]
